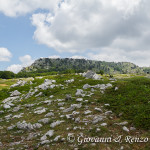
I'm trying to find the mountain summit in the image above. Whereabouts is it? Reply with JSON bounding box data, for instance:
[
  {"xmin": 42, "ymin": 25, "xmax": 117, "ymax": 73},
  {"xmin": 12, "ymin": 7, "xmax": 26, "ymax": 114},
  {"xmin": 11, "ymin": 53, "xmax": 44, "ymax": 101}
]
[{"xmin": 21, "ymin": 58, "xmax": 146, "ymax": 74}]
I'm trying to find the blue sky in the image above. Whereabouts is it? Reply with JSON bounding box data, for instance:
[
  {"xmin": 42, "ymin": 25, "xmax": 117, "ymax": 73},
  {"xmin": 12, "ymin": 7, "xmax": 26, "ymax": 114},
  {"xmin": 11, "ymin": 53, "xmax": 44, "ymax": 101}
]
[
  {"xmin": 0, "ymin": 12, "xmax": 64, "ymax": 71},
  {"xmin": 0, "ymin": 0, "xmax": 150, "ymax": 73}
]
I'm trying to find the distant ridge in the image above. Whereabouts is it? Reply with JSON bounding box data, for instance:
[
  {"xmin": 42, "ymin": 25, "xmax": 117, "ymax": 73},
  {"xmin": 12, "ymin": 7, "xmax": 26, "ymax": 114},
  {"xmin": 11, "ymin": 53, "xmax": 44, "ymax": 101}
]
[{"xmin": 21, "ymin": 58, "xmax": 150, "ymax": 74}]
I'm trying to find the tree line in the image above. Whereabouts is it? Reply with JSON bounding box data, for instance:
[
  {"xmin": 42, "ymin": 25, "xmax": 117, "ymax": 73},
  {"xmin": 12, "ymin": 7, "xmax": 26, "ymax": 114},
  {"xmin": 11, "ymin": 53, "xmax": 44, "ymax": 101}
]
[{"xmin": 0, "ymin": 70, "xmax": 104, "ymax": 79}]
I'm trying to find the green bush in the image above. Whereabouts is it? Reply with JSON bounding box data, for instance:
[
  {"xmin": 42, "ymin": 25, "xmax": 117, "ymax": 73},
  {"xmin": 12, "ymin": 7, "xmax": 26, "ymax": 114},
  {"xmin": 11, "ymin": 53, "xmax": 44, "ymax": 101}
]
[
  {"xmin": 0, "ymin": 71, "xmax": 15, "ymax": 79},
  {"xmin": 100, "ymin": 77, "xmax": 150, "ymax": 130}
]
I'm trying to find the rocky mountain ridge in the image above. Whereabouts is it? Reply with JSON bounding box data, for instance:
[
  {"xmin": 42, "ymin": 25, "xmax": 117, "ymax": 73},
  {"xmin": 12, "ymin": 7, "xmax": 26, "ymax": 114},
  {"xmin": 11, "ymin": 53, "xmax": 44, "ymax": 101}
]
[{"xmin": 21, "ymin": 58, "xmax": 149, "ymax": 74}]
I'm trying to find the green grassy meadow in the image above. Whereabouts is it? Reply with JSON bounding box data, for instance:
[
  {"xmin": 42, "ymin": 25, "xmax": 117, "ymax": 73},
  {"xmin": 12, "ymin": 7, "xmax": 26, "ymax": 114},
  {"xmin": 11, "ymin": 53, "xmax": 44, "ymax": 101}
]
[{"xmin": 0, "ymin": 74, "xmax": 149, "ymax": 149}]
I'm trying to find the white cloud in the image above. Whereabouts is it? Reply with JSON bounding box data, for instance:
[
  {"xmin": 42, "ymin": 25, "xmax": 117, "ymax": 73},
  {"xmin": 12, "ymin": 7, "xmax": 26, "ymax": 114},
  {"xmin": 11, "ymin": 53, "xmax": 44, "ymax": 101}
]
[
  {"xmin": 48, "ymin": 55, "xmax": 60, "ymax": 59},
  {"xmin": 0, "ymin": 47, "xmax": 12, "ymax": 61},
  {"xmin": 19, "ymin": 55, "xmax": 34, "ymax": 66},
  {"xmin": 7, "ymin": 55, "xmax": 34, "ymax": 73},
  {"xmin": 31, "ymin": 0, "xmax": 143, "ymax": 52},
  {"xmin": 2, "ymin": 0, "xmax": 150, "ymax": 66},
  {"xmin": 70, "ymin": 55, "xmax": 87, "ymax": 59},
  {"xmin": 87, "ymin": 48, "xmax": 150, "ymax": 67},
  {"xmin": 7, "ymin": 64, "xmax": 22, "ymax": 73},
  {"xmin": 0, "ymin": 0, "xmax": 61, "ymax": 17},
  {"xmin": 30, "ymin": 0, "xmax": 150, "ymax": 66}
]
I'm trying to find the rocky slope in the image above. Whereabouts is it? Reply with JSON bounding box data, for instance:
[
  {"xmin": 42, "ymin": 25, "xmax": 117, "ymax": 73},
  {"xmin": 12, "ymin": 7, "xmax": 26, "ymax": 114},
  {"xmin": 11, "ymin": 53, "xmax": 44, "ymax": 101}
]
[
  {"xmin": 21, "ymin": 58, "xmax": 145, "ymax": 74},
  {"xmin": 0, "ymin": 72, "xmax": 149, "ymax": 149}
]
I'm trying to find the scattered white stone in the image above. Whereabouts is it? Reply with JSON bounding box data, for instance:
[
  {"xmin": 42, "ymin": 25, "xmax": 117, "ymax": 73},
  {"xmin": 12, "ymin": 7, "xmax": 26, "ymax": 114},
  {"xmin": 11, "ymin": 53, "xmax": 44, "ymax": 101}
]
[
  {"xmin": 75, "ymin": 89, "xmax": 84, "ymax": 96},
  {"xmin": 95, "ymin": 108, "xmax": 103, "ymax": 112},
  {"xmin": 58, "ymin": 102, "xmax": 65, "ymax": 107},
  {"xmin": 76, "ymin": 98, "xmax": 83, "ymax": 102},
  {"xmin": 92, "ymin": 115, "xmax": 104, "ymax": 124},
  {"xmin": 3, "ymin": 96, "xmax": 19, "ymax": 104},
  {"xmin": 12, "ymin": 106, "xmax": 21, "ymax": 112},
  {"xmin": 59, "ymin": 107, "xmax": 65, "ymax": 110},
  {"xmin": 5, "ymin": 114, "xmax": 12, "ymax": 120},
  {"xmin": 65, "ymin": 79, "xmax": 74, "ymax": 83},
  {"xmin": 63, "ymin": 106, "xmax": 75, "ymax": 113},
  {"xmin": 101, "ymin": 123, "xmax": 107, "ymax": 126},
  {"xmin": 105, "ymin": 111, "xmax": 112, "ymax": 115},
  {"xmin": 10, "ymin": 90, "xmax": 21, "ymax": 97},
  {"xmin": 130, "ymin": 127, "xmax": 136, "ymax": 131},
  {"xmin": 91, "ymin": 88, "xmax": 95, "ymax": 92},
  {"xmin": 57, "ymin": 99, "xmax": 64, "ymax": 102},
  {"xmin": 99, "ymin": 84, "xmax": 106, "ymax": 90},
  {"xmin": 50, "ymin": 120, "xmax": 64, "ymax": 128},
  {"xmin": 50, "ymin": 84, "xmax": 56, "ymax": 89},
  {"xmin": 13, "ymin": 113, "xmax": 24, "ymax": 119},
  {"xmin": 10, "ymin": 80, "xmax": 27, "ymax": 88},
  {"xmin": 27, "ymin": 133, "xmax": 38, "ymax": 140},
  {"xmin": 3, "ymin": 104, "xmax": 11, "ymax": 109},
  {"xmin": 54, "ymin": 136, "xmax": 61, "ymax": 142},
  {"xmin": 101, "ymin": 90, "xmax": 105, "ymax": 94},
  {"xmin": 45, "ymin": 112, "xmax": 54, "ymax": 117},
  {"xmin": 35, "ymin": 92, "xmax": 43, "ymax": 97},
  {"xmin": 91, "ymin": 143, "xmax": 96, "ymax": 146},
  {"xmin": 9, "ymin": 141, "xmax": 21, "ymax": 146},
  {"xmin": 106, "ymin": 83, "xmax": 112, "ymax": 88},
  {"xmin": 0, "ymin": 111, "xmax": 4, "ymax": 114},
  {"xmin": 35, "ymin": 77, "xmax": 43, "ymax": 79},
  {"xmin": 84, "ymin": 110, "xmax": 92, "ymax": 115},
  {"xmin": 71, "ymin": 103, "xmax": 82, "ymax": 108},
  {"xmin": 96, "ymin": 128, "xmax": 101, "ymax": 132},
  {"xmin": 40, "ymin": 140, "xmax": 50, "ymax": 145},
  {"xmin": 38, "ymin": 79, "xmax": 55, "ymax": 90},
  {"xmin": 16, "ymin": 121, "xmax": 42, "ymax": 130},
  {"xmin": 34, "ymin": 107, "xmax": 46, "ymax": 114},
  {"xmin": 75, "ymin": 117, "xmax": 80, "ymax": 123},
  {"xmin": 65, "ymin": 94, "xmax": 72, "ymax": 100},
  {"xmin": 49, "ymin": 95, "xmax": 54, "ymax": 98},
  {"xmin": 72, "ymin": 111, "xmax": 80, "ymax": 115},
  {"xmin": 83, "ymin": 84, "xmax": 91, "ymax": 89},
  {"xmin": 115, "ymin": 87, "xmax": 119, "ymax": 91},
  {"xmin": 25, "ymin": 104, "xmax": 35, "ymax": 108},
  {"xmin": 82, "ymin": 70, "xmax": 102, "ymax": 80},
  {"xmin": 123, "ymin": 126, "xmax": 129, "ymax": 132},
  {"xmin": 60, "ymin": 115, "xmax": 65, "ymax": 118},
  {"xmin": 30, "ymin": 81, "xmax": 33, "ymax": 85},
  {"xmin": 115, "ymin": 121, "xmax": 128, "ymax": 126},
  {"xmin": 41, "ymin": 130, "xmax": 54, "ymax": 141},
  {"xmin": 7, "ymin": 125, "xmax": 16, "ymax": 130},
  {"xmin": 24, "ymin": 89, "xmax": 37, "ymax": 99},
  {"xmin": 93, "ymin": 74, "xmax": 102, "ymax": 80},
  {"xmin": 66, "ymin": 114, "xmax": 73, "ymax": 119},
  {"xmin": 38, "ymin": 118, "xmax": 50, "ymax": 124},
  {"xmin": 33, "ymin": 123, "xmax": 42, "ymax": 129}
]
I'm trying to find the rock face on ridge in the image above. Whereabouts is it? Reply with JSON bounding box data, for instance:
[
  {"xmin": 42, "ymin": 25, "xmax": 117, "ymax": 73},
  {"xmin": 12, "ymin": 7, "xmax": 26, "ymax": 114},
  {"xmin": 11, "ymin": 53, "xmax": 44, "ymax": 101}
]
[
  {"xmin": 20, "ymin": 58, "xmax": 144, "ymax": 74},
  {"xmin": 82, "ymin": 70, "xmax": 102, "ymax": 80}
]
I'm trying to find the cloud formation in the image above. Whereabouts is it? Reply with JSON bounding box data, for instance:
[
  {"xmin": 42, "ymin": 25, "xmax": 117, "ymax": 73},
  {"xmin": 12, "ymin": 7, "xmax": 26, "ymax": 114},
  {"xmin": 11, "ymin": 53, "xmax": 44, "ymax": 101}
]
[
  {"xmin": 0, "ymin": 47, "xmax": 12, "ymax": 61},
  {"xmin": 0, "ymin": 0, "xmax": 61, "ymax": 17},
  {"xmin": 1, "ymin": 0, "xmax": 150, "ymax": 66},
  {"xmin": 7, "ymin": 64, "xmax": 22, "ymax": 73},
  {"xmin": 31, "ymin": 0, "xmax": 144, "ymax": 51},
  {"xmin": 30, "ymin": 0, "xmax": 150, "ymax": 66},
  {"xmin": 70, "ymin": 55, "xmax": 87, "ymax": 59},
  {"xmin": 7, "ymin": 55, "xmax": 34, "ymax": 73},
  {"xmin": 48, "ymin": 55, "xmax": 60, "ymax": 59}
]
